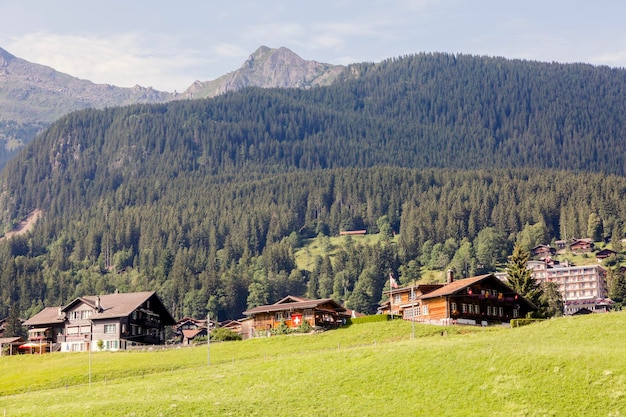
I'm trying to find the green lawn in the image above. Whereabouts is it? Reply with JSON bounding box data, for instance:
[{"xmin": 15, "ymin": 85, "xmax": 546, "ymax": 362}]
[{"xmin": 1, "ymin": 314, "xmax": 625, "ymax": 416}]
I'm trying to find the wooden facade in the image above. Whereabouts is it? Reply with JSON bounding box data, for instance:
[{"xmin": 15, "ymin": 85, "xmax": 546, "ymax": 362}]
[
  {"xmin": 243, "ymin": 296, "xmax": 350, "ymax": 336},
  {"xmin": 381, "ymin": 274, "xmax": 536, "ymax": 326},
  {"xmin": 23, "ymin": 291, "xmax": 175, "ymax": 352}
]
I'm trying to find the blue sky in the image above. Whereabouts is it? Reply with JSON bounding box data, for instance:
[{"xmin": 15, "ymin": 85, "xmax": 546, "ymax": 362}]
[{"xmin": 1, "ymin": 1, "xmax": 625, "ymax": 92}]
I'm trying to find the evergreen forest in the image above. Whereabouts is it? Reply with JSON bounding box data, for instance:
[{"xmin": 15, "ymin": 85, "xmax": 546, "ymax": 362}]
[{"xmin": 1, "ymin": 52, "xmax": 626, "ymax": 321}]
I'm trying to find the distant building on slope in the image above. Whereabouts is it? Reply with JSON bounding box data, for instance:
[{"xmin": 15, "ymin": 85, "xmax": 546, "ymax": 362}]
[{"xmin": 528, "ymin": 260, "xmax": 610, "ymax": 315}]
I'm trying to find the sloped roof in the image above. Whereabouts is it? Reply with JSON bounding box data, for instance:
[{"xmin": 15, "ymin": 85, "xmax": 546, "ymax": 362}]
[
  {"xmin": 420, "ymin": 274, "xmax": 537, "ymax": 310},
  {"xmin": 24, "ymin": 291, "xmax": 176, "ymax": 326},
  {"xmin": 420, "ymin": 275, "xmax": 493, "ymax": 299},
  {"xmin": 23, "ymin": 307, "xmax": 65, "ymax": 326},
  {"xmin": 243, "ymin": 297, "xmax": 345, "ymax": 316},
  {"xmin": 182, "ymin": 328, "xmax": 206, "ymax": 339}
]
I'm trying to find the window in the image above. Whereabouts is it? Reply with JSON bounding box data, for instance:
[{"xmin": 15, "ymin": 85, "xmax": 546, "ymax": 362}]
[
  {"xmin": 393, "ymin": 294, "xmax": 402, "ymax": 304},
  {"xmin": 275, "ymin": 312, "xmax": 283, "ymax": 321},
  {"xmin": 451, "ymin": 302, "xmax": 457, "ymax": 312},
  {"xmin": 67, "ymin": 327, "xmax": 79, "ymax": 335},
  {"xmin": 105, "ymin": 340, "xmax": 119, "ymax": 350},
  {"xmin": 104, "ymin": 324, "xmax": 116, "ymax": 334},
  {"xmin": 487, "ymin": 306, "xmax": 492, "ymax": 316},
  {"xmin": 422, "ymin": 305, "xmax": 429, "ymax": 315},
  {"xmin": 474, "ymin": 305, "xmax": 480, "ymax": 314},
  {"xmin": 304, "ymin": 309, "xmax": 313, "ymax": 319},
  {"xmin": 499, "ymin": 307, "xmax": 503, "ymax": 317},
  {"xmin": 468, "ymin": 304, "xmax": 473, "ymax": 314},
  {"xmin": 461, "ymin": 303, "xmax": 467, "ymax": 313},
  {"xmin": 81, "ymin": 310, "xmax": 91, "ymax": 320}
]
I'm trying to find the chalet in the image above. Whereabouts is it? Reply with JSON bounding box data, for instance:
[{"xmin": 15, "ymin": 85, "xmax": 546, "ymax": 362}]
[
  {"xmin": 242, "ymin": 296, "xmax": 350, "ymax": 335},
  {"xmin": 531, "ymin": 244, "xmax": 556, "ymax": 259},
  {"xmin": 380, "ymin": 284, "xmax": 444, "ymax": 316},
  {"xmin": 173, "ymin": 317, "xmax": 211, "ymax": 345},
  {"xmin": 595, "ymin": 248, "xmax": 617, "ymax": 261},
  {"xmin": 380, "ymin": 270, "xmax": 536, "ymax": 326},
  {"xmin": 23, "ymin": 291, "xmax": 175, "ymax": 352},
  {"xmin": 570, "ymin": 238, "xmax": 595, "ymax": 253}
]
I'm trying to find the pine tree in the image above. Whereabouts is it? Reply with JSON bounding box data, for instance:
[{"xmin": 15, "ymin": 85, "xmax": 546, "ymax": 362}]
[{"xmin": 506, "ymin": 244, "xmax": 542, "ymax": 308}]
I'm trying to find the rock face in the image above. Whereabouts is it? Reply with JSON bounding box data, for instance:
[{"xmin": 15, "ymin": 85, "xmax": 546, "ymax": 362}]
[{"xmin": 181, "ymin": 46, "xmax": 345, "ymax": 99}]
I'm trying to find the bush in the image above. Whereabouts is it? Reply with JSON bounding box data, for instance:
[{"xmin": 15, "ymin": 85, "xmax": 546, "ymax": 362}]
[
  {"xmin": 348, "ymin": 314, "xmax": 391, "ymax": 325},
  {"xmin": 210, "ymin": 328, "xmax": 242, "ymax": 341}
]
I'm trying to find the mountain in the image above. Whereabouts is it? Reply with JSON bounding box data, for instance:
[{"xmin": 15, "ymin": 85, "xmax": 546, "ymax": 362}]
[
  {"xmin": 3, "ymin": 51, "xmax": 626, "ymax": 320},
  {"xmin": 180, "ymin": 46, "xmax": 344, "ymax": 99},
  {"xmin": 0, "ymin": 46, "xmax": 175, "ymax": 167},
  {"xmin": 0, "ymin": 46, "xmax": 343, "ymax": 169}
]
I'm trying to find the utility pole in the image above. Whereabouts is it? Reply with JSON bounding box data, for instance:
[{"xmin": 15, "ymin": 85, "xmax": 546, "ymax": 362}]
[{"xmin": 207, "ymin": 312, "xmax": 210, "ymax": 367}]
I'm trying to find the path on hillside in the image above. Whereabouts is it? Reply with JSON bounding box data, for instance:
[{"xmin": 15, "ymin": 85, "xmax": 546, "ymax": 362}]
[{"xmin": 0, "ymin": 209, "xmax": 42, "ymax": 241}]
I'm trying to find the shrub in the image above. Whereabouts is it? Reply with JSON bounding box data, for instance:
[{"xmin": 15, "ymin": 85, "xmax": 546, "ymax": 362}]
[
  {"xmin": 348, "ymin": 314, "xmax": 390, "ymax": 325},
  {"xmin": 210, "ymin": 328, "xmax": 242, "ymax": 341}
]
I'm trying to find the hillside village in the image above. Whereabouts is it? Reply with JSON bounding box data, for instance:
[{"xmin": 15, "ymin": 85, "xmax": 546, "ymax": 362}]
[{"xmin": 1, "ymin": 231, "xmax": 618, "ymax": 357}]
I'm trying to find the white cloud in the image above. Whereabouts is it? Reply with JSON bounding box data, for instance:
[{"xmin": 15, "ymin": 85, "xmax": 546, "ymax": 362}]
[{"xmin": 5, "ymin": 31, "xmax": 205, "ymax": 92}]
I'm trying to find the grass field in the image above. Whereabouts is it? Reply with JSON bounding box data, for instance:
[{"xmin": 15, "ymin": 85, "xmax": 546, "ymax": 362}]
[{"xmin": 1, "ymin": 313, "xmax": 625, "ymax": 416}]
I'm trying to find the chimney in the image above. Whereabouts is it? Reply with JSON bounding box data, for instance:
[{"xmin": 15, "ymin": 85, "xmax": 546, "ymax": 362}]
[
  {"xmin": 446, "ymin": 268, "xmax": 454, "ymax": 284},
  {"xmin": 95, "ymin": 296, "xmax": 101, "ymax": 312}
]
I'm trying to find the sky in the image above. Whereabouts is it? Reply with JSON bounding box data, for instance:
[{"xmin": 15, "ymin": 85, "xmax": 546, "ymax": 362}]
[{"xmin": 1, "ymin": 1, "xmax": 625, "ymax": 93}]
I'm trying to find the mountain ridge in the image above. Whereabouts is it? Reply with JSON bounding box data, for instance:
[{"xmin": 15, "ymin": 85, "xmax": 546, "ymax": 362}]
[{"xmin": 0, "ymin": 45, "xmax": 344, "ymax": 169}]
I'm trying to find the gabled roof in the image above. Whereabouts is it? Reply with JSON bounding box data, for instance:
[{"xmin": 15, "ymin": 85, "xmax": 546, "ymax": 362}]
[
  {"xmin": 23, "ymin": 307, "xmax": 65, "ymax": 326},
  {"xmin": 420, "ymin": 275, "xmax": 493, "ymax": 299},
  {"xmin": 24, "ymin": 291, "xmax": 176, "ymax": 326},
  {"xmin": 182, "ymin": 328, "xmax": 206, "ymax": 339},
  {"xmin": 243, "ymin": 297, "xmax": 345, "ymax": 316},
  {"xmin": 420, "ymin": 274, "xmax": 537, "ymax": 310}
]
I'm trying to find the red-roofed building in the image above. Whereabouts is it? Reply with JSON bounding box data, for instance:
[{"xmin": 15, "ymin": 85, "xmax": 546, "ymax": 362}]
[{"xmin": 23, "ymin": 291, "xmax": 175, "ymax": 352}]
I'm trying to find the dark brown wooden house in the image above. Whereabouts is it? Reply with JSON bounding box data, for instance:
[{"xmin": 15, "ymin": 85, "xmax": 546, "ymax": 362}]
[
  {"xmin": 570, "ymin": 239, "xmax": 595, "ymax": 253},
  {"xmin": 243, "ymin": 296, "xmax": 350, "ymax": 335},
  {"xmin": 418, "ymin": 274, "xmax": 537, "ymax": 325},
  {"xmin": 379, "ymin": 272, "xmax": 536, "ymax": 326}
]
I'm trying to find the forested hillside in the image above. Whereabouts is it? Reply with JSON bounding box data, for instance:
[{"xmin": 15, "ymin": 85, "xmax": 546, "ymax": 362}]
[{"xmin": 1, "ymin": 52, "xmax": 626, "ymax": 321}]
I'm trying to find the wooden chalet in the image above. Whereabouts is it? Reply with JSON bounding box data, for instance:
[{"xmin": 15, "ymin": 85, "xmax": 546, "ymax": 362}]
[
  {"xmin": 418, "ymin": 274, "xmax": 536, "ymax": 325},
  {"xmin": 380, "ymin": 284, "xmax": 444, "ymax": 316},
  {"xmin": 531, "ymin": 244, "xmax": 556, "ymax": 259},
  {"xmin": 242, "ymin": 296, "xmax": 350, "ymax": 335},
  {"xmin": 23, "ymin": 291, "xmax": 175, "ymax": 352},
  {"xmin": 173, "ymin": 317, "xmax": 211, "ymax": 344},
  {"xmin": 380, "ymin": 270, "xmax": 536, "ymax": 326},
  {"xmin": 596, "ymin": 248, "xmax": 617, "ymax": 260},
  {"xmin": 570, "ymin": 238, "xmax": 595, "ymax": 253}
]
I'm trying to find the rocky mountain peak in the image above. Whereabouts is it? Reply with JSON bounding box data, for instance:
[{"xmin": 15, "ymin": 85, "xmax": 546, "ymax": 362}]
[{"xmin": 181, "ymin": 46, "xmax": 345, "ymax": 99}]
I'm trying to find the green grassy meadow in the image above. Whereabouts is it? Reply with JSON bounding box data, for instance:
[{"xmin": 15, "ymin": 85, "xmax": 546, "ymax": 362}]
[{"xmin": 1, "ymin": 314, "xmax": 625, "ymax": 416}]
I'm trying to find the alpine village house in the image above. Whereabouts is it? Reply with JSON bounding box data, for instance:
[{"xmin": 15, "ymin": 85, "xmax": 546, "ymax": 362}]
[
  {"xmin": 381, "ymin": 270, "xmax": 537, "ymax": 325},
  {"xmin": 23, "ymin": 291, "xmax": 175, "ymax": 353},
  {"xmin": 243, "ymin": 296, "xmax": 351, "ymax": 335}
]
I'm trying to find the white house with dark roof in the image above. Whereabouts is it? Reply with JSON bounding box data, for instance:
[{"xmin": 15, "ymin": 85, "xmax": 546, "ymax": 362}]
[{"xmin": 23, "ymin": 291, "xmax": 175, "ymax": 352}]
